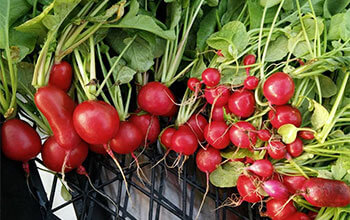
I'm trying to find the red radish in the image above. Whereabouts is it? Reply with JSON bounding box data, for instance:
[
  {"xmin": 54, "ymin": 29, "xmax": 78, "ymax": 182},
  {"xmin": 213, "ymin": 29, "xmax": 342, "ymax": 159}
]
[
  {"xmin": 73, "ymin": 100, "xmax": 119, "ymax": 145},
  {"xmin": 229, "ymin": 121, "xmax": 257, "ymax": 149},
  {"xmin": 186, "ymin": 114, "xmax": 208, "ymax": 142},
  {"xmin": 163, "ymin": 103, "xmax": 178, "ymax": 117},
  {"xmin": 298, "ymin": 130, "xmax": 315, "ymax": 140},
  {"xmin": 237, "ymin": 175, "xmax": 263, "ymax": 203},
  {"xmin": 35, "ymin": 85, "xmax": 81, "ymax": 150},
  {"xmin": 286, "ymin": 138, "xmax": 303, "ymax": 157},
  {"xmin": 201, "ymin": 68, "xmax": 221, "ymax": 87},
  {"xmin": 257, "ymin": 129, "xmax": 271, "ymax": 141},
  {"xmin": 243, "ymin": 54, "xmax": 256, "ymax": 75},
  {"xmin": 263, "ymin": 72, "xmax": 295, "ymax": 105},
  {"xmin": 110, "ymin": 121, "xmax": 143, "ymax": 154},
  {"xmin": 244, "ymin": 76, "xmax": 259, "ymax": 90},
  {"xmin": 268, "ymin": 141, "xmax": 287, "ymax": 159},
  {"xmin": 1, "ymin": 119, "xmax": 42, "ymax": 162},
  {"xmin": 204, "ymin": 85, "xmax": 230, "ymax": 107},
  {"xmin": 160, "ymin": 127, "xmax": 176, "ymax": 149},
  {"xmin": 248, "ymin": 159, "xmax": 274, "ymax": 178},
  {"xmin": 49, "ymin": 61, "xmax": 72, "ymax": 92},
  {"xmin": 268, "ymin": 105, "xmax": 302, "ymax": 128},
  {"xmin": 89, "ymin": 144, "xmax": 106, "ymax": 155},
  {"xmin": 262, "ymin": 180, "xmax": 290, "ymax": 199},
  {"xmin": 283, "ymin": 175, "xmax": 307, "ymax": 194},
  {"xmin": 204, "ymin": 121, "xmax": 230, "ymax": 150},
  {"xmin": 42, "ymin": 137, "xmax": 88, "ymax": 173},
  {"xmin": 301, "ymin": 178, "xmax": 350, "ymax": 207},
  {"xmin": 129, "ymin": 113, "xmax": 160, "ymax": 145},
  {"xmin": 288, "ymin": 212, "xmax": 311, "ymax": 220},
  {"xmin": 307, "ymin": 211, "xmax": 318, "ymax": 219},
  {"xmin": 171, "ymin": 125, "xmax": 198, "ymax": 156},
  {"xmin": 216, "ymin": 50, "xmax": 224, "ymax": 57},
  {"xmin": 137, "ymin": 82, "xmax": 176, "ymax": 116},
  {"xmin": 187, "ymin": 77, "xmax": 201, "ymax": 92},
  {"xmin": 228, "ymin": 90, "xmax": 255, "ymax": 118},
  {"xmin": 196, "ymin": 147, "xmax": 222, "ymax": 173},
  {"xmin": 266, "ymin": 199, "xmax": 297, "ymax": 220},
  {"xmin": 211, "ymin": 105, "xmax": 229, "ymax": 122}
]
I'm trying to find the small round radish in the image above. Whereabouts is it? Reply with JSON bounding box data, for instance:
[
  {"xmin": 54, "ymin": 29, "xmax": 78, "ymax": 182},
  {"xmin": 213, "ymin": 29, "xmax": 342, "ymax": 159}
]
[
  {"xmin": 262, "ymin": 180, "xmax": 290, "ymax": 199},
  {"xmin": 204, "ymin": 85, "xmax": 230, "ymax": 107},
  {"xmin": 288, "ymin": 212, "xmax": 311, "ymax": 220},
  {"xmin": 171, "ymin": 126, "xmax": 198, "ymax": 156},
  {"xmin": 186, "ymin": 114, "xmax": 208, "ymax": 142},
  {"xmin": 266, "ymin": 199, "xmax": 297, "ymax": 220},
  {"xmin": 204, "ymin": 121, "xmax": 230, "ymax": 150},
  {"xmin": 187, "ymin": 77, "xmax": 201, "ymax": 92},
  {"xmin": 42, "ymin": 137, "xmax": 88, "ymax": 173},
  {"xmin": 73, "ymin": 100, "xmax": 119, "ymax": 145},
  {"xmin": 298, "ymin": 130, "xmax": 315, "ymax": 140},
  {"xmin": 110, "ymin": 121, "xmax": 143, "ymax": 154},
  {"xmin": 301, "ymin": 178, "xmax": 350, "ymax": 207},
  {"xmin": 89, "ymin": 144, "xmax": 106, "ymax": 155},
  {"xmin": 257, "ymin": 129, "xmax": 271, "ymax": 141},
  {"xmin": 160, "ymin": 127, "xmax": 176, "ymax": 149},
  {"xmin": 263, "ymin": 72, "xmax": 295, "ymax": 105},
  {"xmin": 229, "ymin": 121, "xmax": 257, "ymax": 149},
  {"xmin": 267, "ymin": 141, "xmax": 287, "ymax": 159},
  {"xmin": 129, "ymin": 113, "xmax": 160, "ymax": 145},
  {"xmin": 49, "ymin": 61, "xmax": 72, "ymax": 92},
  {"xmin": 201, "ymin": 68, "xmax": 221, "ymax": 87},
  {"xmin": 211, "ymin": 105, "xmax": 229, "ymax": 122},
  {"xmin": 308, "ymin": 211, "xmax": 318, "ymax": 220},
  {"xmin": 286, "ymin": 138, "xmax": 303, "ymax": 157},
  {"xmin": 243, "ymin": 54, "xmax": 256, "ymax": 75},
  {"xmin": 237, "ymin": 175, "xmax": 263, "ymax": 203},
  {"xmin": 283, "ymin": 175, "xmax": 307, "ymax": 194},
  {"xmin": 1, "ymin": 119, "xmax": 42, "ymax": 162},
  {"xmin": 244, "ymin": 76, "xmax": 259, "ymax": 90},
  {"xmin": 268, "ymin": 105, "xmax": 302, "ymax": 128},
  {"xmin": 196, "ymin": 147, "xmax": 222, "ymax": 173},
  {"xmin": 137, "ymin": 82, "xmax": 176, "ymax": 116},
  {"xmin": 228, "ymin": 90, "xmax": 255, "ymax": 118},
  {"xmin": 248, "ymin": 159, "xmax": 274, "ymax": 178}
]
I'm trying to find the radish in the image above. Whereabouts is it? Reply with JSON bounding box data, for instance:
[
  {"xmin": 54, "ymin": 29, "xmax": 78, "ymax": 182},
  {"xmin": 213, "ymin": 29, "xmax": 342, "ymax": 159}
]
[
  {"xmin": 266, "ymin": 199, "xmax": 297, "ymax": 220},
  {"xmin": 263, "ymin": 72, "xmax": 295, "ymax": 105},
  {"xmin": 195, "ymin": 146, "xmax": 222, "ymax": 219},
  {"xmin": 137, "ymin": 82, "xmax": 177, "ymax": 116},
  {"xmin": 204, "ymin": 121, "xmax": 230, "ymax": 149},
  {"xmin": 267, "ymin": 141, "xmax": 287, "ymax": 159},
  {"xmin": 262, "ymin": 180, "xmax": 290, "ymax": 199},
  {"xmin": 257, "ymin": 129, "xmax": 271, "ymax": 141},
  {"xmin": 237, "ymin": 174, "xmax": 264, "ymax": 203},
  {"xmin": 73, "ymin": 100, "xmax": 119, "ymax": 145},
  {"xmin": 298, "ymin": 130, "xmax": 315, "ymax": 140},
  {"xmin": 288, "ymin": 212, "xmax": 311, "ymax": 220},
  {"xmin": 268, "ymin": 105, "xmax": 302, "ymax": 129},
  {"xmin": 160, "ymin": 127, "xmax": 176, "ymax": 149},
  {"xmin": 244, "ymin": 76, "xmax": 259, "ymax": 90},
  {"xmin": 228, "ymin": 90, "xmax": 255, "ymax": 118},
  {"xmin": 201, "ymin": 68, "xmax": 221, "ymax": 87},
  {"xmin": 48, "ymin": 61, "xmax": 72, "ymax": 92},
  {"xmin": 301, "ymin": 178, "xmax": 350, "ymax": 207},
  {"xmin": 129, "ymin": 113, "xmax": 160, "ymax": 145},
  {"xmin": 89, "ymin": 144, "xmax": 106, "ymax": 155},
  {"xmin": 204, "ymin": 85, "xmax": 230, "ymax": 107},
  {"xmin": 42, "ymin": 137, "xmax": 88, "ymax": 173},
  {"xmin": 186, "ymin": 113, "xmax": 208, "ymax": 142},
  {"xmin": 171, "ymin": 125, "xmax": 198, "ymax": 156},
  {"xmin": 229, "ymin": 121, "xmax": 257, "ymax": 149},
  {"xmin": 187, "ymin": 77, "xmax": 201, "ymax": 92},
  {"xmin": 1, "ymin": 119, "xmax": 42, "ymax": 163},
  {"xmin": 248, "ymin": 159, "xmax": 274, "ymax": 178},
  {"xmin": 282, "ymin": 175, "xmax": 307, "ymax": 194},
  {"xmin": 110, "ymin": 121, "xmax": 143, "ymax": 155},
  {"xmin": 211, "ymin": 105, "xmax": 229, "ymax": 122},
  {"xmin": 307, "ymin": 211, "xmax": 318, "ymax": 219},
  {"xmin": 286, "ymin": 138, "xmax": 303, "ymax": 157},
  {"xmin": 243, "ymin": 54, "xmax": 256, "ymax": 75}
]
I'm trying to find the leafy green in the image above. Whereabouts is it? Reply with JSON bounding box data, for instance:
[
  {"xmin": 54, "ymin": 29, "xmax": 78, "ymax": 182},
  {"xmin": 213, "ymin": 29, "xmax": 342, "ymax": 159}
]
[
  {"xmin": 196, "ymin": 8, "xmax": 217, "ymax": 51},
  {"xmin": 265, "ymin": 35, "xmax": 289, "ymax": 62},
  {"xmin": 209, "ymin": 161, "xmax": 245, "ymax": 188},
  {"xmin": 324, "ymin": 0, "xmax": 350, "ymax": 17},
  {"xmin": 317, "ymin": 75, "xmax": 338, "ymax": 98},
  {"xmin": 278, "ymin": 124, "xmax": 298, "ymax": 144},
  {"xmin": 310, "ymin": 100, "xmax": 329, "ymax": 130},
  {"xmin": 247, "ymin": 0, "xmax": 278, "ymax": 28},
  {"xmin": 260, "ymin": 0, "xmax": 282, "ymax": 8},
  {"xmin": 221, "ymin": 147, "xmax": 264, "ymax": 160},
  {"xmin": 61, "ymin": 184, "xmax": 72, "ymax": 201},
  {"xmin": 328, "ymin": 10, "xmax": 350, "ymax": 41}
]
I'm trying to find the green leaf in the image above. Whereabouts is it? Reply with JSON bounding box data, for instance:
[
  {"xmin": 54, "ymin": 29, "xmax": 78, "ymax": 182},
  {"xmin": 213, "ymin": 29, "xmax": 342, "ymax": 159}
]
[
  {"xmin": 196, "ymin": 8, "xmax": 217, "ymax": 51},
  {"xmin": 248, "ymin": 0, "xmax": 278, "ymax": 28},
  {"xmin": 209, "ymin": 161, "xmax": 244, "ymax": 188},
  {"xmin": 324, "ymin": 0, "xmax": 350, "ymax": 17},
  {"xmin": 317, "ymin": 75, "xmax": 338, "ymax": 98},
  {"xmin": 311, "ymin": 100, "xmax": 329, "ymax": 130},
  {"xmin": 317, "ymin": 170, "xmax": 333, "ymax": 179},
  {"xmin": 220, "ymin": 68, "xmax": 246, "ymax": 85},
  {"xmin": 17, "ymin": 62, "xmax": 35, "ymax": 94},
  {"xmin": 190, "ymin": 57, "xmax": 206, "ymax": 78},
  {"xmin": 328, "ymin": 10, "xmax": 350, "ymax": 41},
  {"xmin": 207, "ymin": 21, "xmax": 249, "ymax": 58},
  {"xmin": 265, "ymin": 35, "xmax": 289, "ymax": 62},
  {"xmin": 260, "ymin": 0, "xmax": 282, "ymax": 8},
  {"xmin": 292, "ymin": 15, "xmax": 324, "ymax": 41},
  {"xmin": 61, "ymin": 184, "xmax": 72, "ymax": 201},
  {"xmin": 277, "ymin": 124, "xmax": 298, "ymax": 144},
  {"xmin": 166, "ymin": 1, "xmax": 182, "ymax": 29},
  {"xmin": 221, "ymin": 147, "xmax": 264, "ymax": 160},
  {"xmin": 109, "ymin": 58, "xmax": 137, "ymax": 84},
  {"xmin": 206, "ymin": 0, "xmax": 219, "ymax": 7},
  {"xmin": 288, "ymin": 39, "xmax": 313, "ymax": 59}
]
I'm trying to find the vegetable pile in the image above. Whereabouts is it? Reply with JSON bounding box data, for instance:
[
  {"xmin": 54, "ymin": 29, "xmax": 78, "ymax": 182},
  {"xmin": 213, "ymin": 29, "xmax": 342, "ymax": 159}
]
[{"xmin": 1, "ymin": 0, "xmax": 350, "ymax": 219}]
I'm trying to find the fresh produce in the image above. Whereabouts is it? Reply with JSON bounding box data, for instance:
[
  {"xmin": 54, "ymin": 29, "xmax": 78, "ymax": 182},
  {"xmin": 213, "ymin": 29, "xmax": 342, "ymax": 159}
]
[{"xmin": 48, "ymin": 61, "xmax": 73, "ymax": 92}]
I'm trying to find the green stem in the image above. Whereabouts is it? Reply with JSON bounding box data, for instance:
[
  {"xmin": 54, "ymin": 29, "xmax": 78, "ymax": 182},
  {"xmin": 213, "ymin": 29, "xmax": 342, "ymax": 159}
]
[
  {"xmin": 0, "ymin": 56, "xmax": 10, "ymax": 102},
  {"xmin": 257, "ymin": 5, "xmax": 268, "ymax": 79}
]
